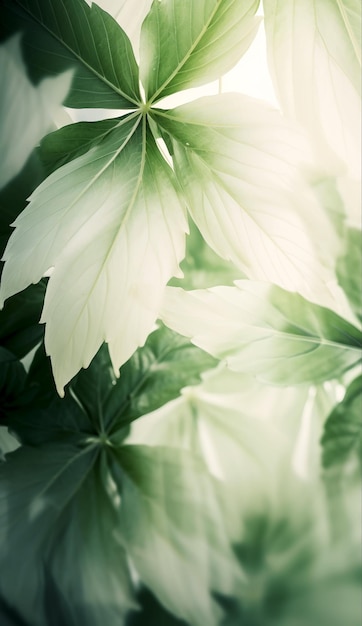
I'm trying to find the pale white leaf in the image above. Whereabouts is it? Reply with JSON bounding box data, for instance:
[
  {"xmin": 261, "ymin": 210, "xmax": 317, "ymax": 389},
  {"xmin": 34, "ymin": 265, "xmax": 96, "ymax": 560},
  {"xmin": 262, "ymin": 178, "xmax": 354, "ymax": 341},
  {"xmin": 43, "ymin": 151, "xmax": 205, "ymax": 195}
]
[
  {"xmin": 0, "ymin": 116, "xmax": 187, "ymax": 394},
  {"xmin": 263, "ymin": 0, "xmax": 361, "ymax": 178},
  {"xmin": 0, "ymin": 34, "xmax": 72, "ymax": 189},
  {"xmin": 154, "ymin": 94, "xmax": 338, "ymax": 306}
]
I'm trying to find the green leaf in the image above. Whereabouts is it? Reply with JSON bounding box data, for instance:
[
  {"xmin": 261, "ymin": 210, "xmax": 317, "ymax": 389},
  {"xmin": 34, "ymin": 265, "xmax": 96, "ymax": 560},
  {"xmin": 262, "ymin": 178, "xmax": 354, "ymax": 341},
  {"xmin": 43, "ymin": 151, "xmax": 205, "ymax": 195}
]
[
  {"xmin": 153, "ymin": 95, "xmax": 338, "ymax": 307},
  {"xmin": 140, "ymin": 0, "xmax": 260, "ymax": 102},
  {"xmin": 160, "ymin": 282, "xmax": 362, "ymax": 384},
  {"xmin": 0, "ymin": 34, "xmax": 72, "ymax": 190},
  {"xmin": 321, "ymin": 375, "xmax": 362, "ymax": 470},
  {"xmin": 113, "ymin": 444, "xmax": 241, "ymax": 626},
  {"xmin": 336, "ymin": 228, "xmax": 362, "ymax": 322},
  {"xmin": 0, "ymin": 283, "xmax": 45, "ymax": 359},
  {"xmin": 4, "ymin": 344, "xmax": 94, "ymax": 447},
  {"xmin": 0, "ymin": 116, "xmax": 187, "ymax": 395},
  {"xmin": 0, "ymin": 442, "xmax": 96, "ymax": 622},
  {"xmin": 1, "ymin": 0, "xmax": 141, "ymax": 109},
  {"xmin": 0, "ymin": 445, "xmax": 135, "ymax": 625},
  {"xmin": 39, "ymin": 119, "xmax": 122, "ymax": 175},
  {"xmin": 95, "ymin": 0, "xmax": 154, "ymax": 62},
  {"xmin": 263, "ymin": 0, "xmax": 361, "ymax": 178},
  {"xmin": 71, "ymin": 324, "xmax": 216, "ymax": 433}
]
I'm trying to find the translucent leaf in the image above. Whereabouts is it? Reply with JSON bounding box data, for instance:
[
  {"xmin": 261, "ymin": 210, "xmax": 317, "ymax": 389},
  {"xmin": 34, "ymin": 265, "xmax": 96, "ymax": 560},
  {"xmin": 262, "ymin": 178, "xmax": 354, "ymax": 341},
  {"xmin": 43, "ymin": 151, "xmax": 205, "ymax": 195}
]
[
  {"xmin": 263, "ymin": 0, "xmax": 361, "ymax": 178},
  {"xmin": 153, "ymin": 95, "xmax": 338, "ymax": 306},
  {"xmin": 114, "ymin": 444, "xmax": 241, "ymax": 626},
  {"xmin": 0, "ymin": 116, "xmax": 187, "ymax": 394},
  {"xmin": 1, "ymin": 0, "xmax": 141, "ymax": 108},
  {"xmin": 140, "ymin": 0, "xmax": 261, "ymax": 102},
  {"xmin": 321, "ymin": 375, "xmax": 362, "ymax": 471},
  {"xmin": 0, "ymin": 34, "xmax": 72, "ymax": 189},
  {"xmin": 160, "ymin": 282, "xmax": 362, "ymax": 384}
]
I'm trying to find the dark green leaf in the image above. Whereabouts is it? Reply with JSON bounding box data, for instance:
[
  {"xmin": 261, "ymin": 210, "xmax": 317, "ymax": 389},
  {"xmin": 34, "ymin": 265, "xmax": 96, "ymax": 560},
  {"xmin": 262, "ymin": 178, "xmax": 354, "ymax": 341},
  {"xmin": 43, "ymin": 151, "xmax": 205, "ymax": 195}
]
[
  {"xmin": 0, "ymin": 444, "xmax": 135, "ymax": 625},
  {"xmin": 0, "ymin": 149, "xmax": 45, "ymax": 257},
  {"xmin": 39, "ymin": 118, "xmax": 122, "ymax": 175},
  {"xmin": 5, "ymin": 343, "xmax": 93, "ymax": 446},
  {"xmin": 0, "ymin": 442, "xmax": 98, "ymax": 625},
  {"xmin": 103, "ymin": 324, "xmax": 216, "ymax": 433},
  {"xmin": 1, "ymin": 0, "xmax": 141, "ymax": 108},
  {"xmin": 322, "ymin": 375, "xmax": 362, "ymax": 471},
  {"xmin": 126, "ymin": 587, "xmax": 188, "ymax": 626},
  {"xmin": 0, "ymin": 283, "xmax": 45, "ymax": 359},
  {"xmin": 337, "ymin": 228, "xmax": 362, "ymax": 322},
  {"xmin": 0, "ymin": 593, "xmax": 32, "ymax": 626}
]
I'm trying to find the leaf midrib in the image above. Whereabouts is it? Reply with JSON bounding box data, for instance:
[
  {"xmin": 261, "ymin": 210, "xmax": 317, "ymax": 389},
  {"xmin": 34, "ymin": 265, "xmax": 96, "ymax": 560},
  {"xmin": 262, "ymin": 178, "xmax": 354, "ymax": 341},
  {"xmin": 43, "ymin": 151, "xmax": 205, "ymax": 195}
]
[
  {"xmin": 217, "ymin": 323, "xmax": 362, "ymax": 353},
  {"xmin": 59, "ymin": 114, "xmax": 146, "ymax": 357},
  {"xmin": 16, "ymin": 0, "xmax": 141, "ymax": 106}
]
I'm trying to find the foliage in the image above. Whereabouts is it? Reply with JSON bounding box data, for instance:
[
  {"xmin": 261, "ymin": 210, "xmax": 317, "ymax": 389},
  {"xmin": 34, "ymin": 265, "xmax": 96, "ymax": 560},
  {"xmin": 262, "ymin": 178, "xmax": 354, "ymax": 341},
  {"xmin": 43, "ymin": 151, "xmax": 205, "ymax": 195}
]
[{"xmin": 0, "ymin": 0, "xmax": 361, "ymax": 625}]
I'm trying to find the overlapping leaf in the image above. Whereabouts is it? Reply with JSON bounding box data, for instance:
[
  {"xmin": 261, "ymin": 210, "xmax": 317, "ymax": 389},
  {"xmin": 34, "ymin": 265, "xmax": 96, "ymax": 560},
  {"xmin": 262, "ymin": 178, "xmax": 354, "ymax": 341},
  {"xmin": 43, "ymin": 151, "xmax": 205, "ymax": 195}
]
[
  {"xmin": 1, "ymin": 0, "xmax": 141, "ymax": 109},
  {"xmin": 140, "ymin": 0, "xmax": 261, "ymax": 102},
  {"xmin": 160, "ymin": 281, "xmax": 362, "ymax": 384},
  {"xmin": 0, "ymin": 35, "xmax": 72, "ymax": 189},
  {"xmin": 153, "ymin": 95, "xmax": 338, "ymax": 306},
  {"xmin": 263, "ymin": 0, "xmax": 361, "ymax": 178},
  {"xmin": 113, "ymin": 444, "xmax": 241, "ymax": 626},
  {"xmin": 70, "ymin": 323, "xmax": 216, "ymax": 433},
  {"xmin": 0, "ymin": 116, "xmax": 187, "ymax": 394}
]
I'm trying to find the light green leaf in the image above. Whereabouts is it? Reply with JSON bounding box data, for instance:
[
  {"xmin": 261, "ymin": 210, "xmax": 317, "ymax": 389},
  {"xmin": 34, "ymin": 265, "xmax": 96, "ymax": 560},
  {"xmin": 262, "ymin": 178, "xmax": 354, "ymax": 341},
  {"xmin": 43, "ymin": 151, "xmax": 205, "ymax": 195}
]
[
  {"xmin": 0, "ymin": 34, "xmax": 72, "ymax": 189},
  {"xmin": 0, "ymin": 445, "xmax": 135, "ymax": 625},
  {"xmin": 153, "ymin": 95, "xmax": 338, "ymax": 307},
  {"xmin": 160, "ymin": 282, "xmax": 362, "ymax": 384},
  {"xmin": 2, "ymin": 0, "xmax": 141, "ymax": 109},
  {"xmin": 113, "ymin": 444, "xmax": 241, "ymax": 626},
  {"xmin": 140, "ymin": 0, "xmax": 261, "ymax": 102},
  {"xmin": 263, "ymin": 0, "xmax": 361, "ymax": 177},
  {"xmin": 0, "ymin": 116, "xmax": 187, "ymax": 395},
  {"xmin": 336, "ymin": 228, "xmax": 362, "ymax": 322},
  {"xmin": 322, "ymin": 375, "xmax": 362, "ymax": 471}
]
